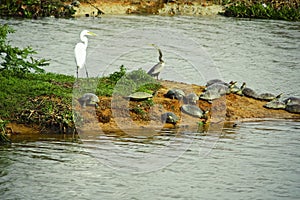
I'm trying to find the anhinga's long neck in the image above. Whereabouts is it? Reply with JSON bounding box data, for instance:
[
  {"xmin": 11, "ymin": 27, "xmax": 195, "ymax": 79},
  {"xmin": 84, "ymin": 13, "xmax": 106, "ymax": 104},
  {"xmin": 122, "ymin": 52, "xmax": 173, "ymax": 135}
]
[{"xmin": 158, "ymin": 48, "xmax": 163, "ymax": 62}]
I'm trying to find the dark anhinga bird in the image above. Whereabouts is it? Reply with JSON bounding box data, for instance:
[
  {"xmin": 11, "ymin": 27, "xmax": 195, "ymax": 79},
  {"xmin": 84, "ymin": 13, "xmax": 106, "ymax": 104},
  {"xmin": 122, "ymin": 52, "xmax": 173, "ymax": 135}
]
[{"xmin": 147, "ymin": 44, "xmax": 165, "ymax": 80}]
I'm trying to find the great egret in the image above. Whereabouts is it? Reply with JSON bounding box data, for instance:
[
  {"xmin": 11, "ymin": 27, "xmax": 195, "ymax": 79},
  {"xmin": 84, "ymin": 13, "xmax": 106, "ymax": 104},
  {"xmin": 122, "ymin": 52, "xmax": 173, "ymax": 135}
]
[
  {"xmin": 147, "ymin": 44, "xmax": 165, "ymax": 80},
  {"xmin": 74, "ymin": 30, "xmax": 96, "ymax": 79}
]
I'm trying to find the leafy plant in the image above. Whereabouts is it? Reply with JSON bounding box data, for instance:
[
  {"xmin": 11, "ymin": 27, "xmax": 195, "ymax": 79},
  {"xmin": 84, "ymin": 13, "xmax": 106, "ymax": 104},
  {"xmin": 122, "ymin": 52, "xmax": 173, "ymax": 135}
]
[
  {"xmin": 96, "ymin": 66, "xmax": 161, "ymax": 97},
  {"xmin": 0, "ymin": 24, "xmax": 49, "ymax": 76},
  {"xmin": 96, "ymin": 65, "xmax": 127, "ymax": 96},
  {"xmin": 111, "ymin": 67, "xmax": 162, "ymax": 97},
  {"xmin": 0, "ymin": 118, "xmax": 10, "ymax": 144},
  {"xmin": 220, "ymin": 1, "xmax": 300, "ymax": 21},
  {"xmin": 0, "ymin": 0, "xmax": 75, "ymax": 18}
]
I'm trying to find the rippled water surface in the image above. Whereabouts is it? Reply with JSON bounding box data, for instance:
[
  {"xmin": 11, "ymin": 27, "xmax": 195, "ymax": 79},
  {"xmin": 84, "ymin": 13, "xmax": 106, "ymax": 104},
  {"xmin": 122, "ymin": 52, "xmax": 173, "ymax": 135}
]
[
  {"xmin": 1, "ymin": 15, "xmax": 300, "ymax": 199},
  {"xmin": 1, "ymin": 120, "xmax": 300, "ymax": 199},
  {"xmin": 3, "ymin": 15, "xmax": 300, "ymax": 95}
]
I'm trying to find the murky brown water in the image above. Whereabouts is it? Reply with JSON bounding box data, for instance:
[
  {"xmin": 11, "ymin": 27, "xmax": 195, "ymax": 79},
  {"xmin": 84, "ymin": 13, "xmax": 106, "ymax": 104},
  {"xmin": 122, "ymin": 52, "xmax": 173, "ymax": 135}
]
[{"xmin": 1, "ymin": 15, "xmax": 300, "ymax": 199}]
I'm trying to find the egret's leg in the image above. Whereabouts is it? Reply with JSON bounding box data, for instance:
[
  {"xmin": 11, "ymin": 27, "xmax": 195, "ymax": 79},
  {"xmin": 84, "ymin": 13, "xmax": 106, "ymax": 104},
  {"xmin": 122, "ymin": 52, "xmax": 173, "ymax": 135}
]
[{"xmin": 76, "ymin": 66, "xmax": 79, "ymax": 80}]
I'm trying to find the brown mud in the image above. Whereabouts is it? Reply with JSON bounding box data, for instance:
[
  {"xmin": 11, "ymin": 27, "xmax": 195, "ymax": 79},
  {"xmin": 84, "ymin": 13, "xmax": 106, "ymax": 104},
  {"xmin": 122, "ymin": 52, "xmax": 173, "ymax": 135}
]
[
  {"xmin": 6, "ymin": 80, "xmax": 299, "ymax": 138},
  {"xmin": 73, "ymin": 80, "xmax": 299, "ymax": 135}
]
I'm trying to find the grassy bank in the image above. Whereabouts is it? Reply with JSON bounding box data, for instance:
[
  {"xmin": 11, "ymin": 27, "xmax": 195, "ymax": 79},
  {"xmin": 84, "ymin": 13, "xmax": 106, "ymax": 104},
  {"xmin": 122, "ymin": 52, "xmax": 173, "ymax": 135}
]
[
  {"xmin": 0, "ymin": 70, "xmax": 75, "ymax": 134},
  {"xmin": 221, "ymin": 0, "xmax": 300, "ymax": 21},
  {"xmin": 0, "ymin": 66, "xmax": 161, "ymax": 140},
  {"xmin": 1, "ymin": 1, "xmax": 299, "ymax": 21},
  {"xmin": 0, "ymin": 0, "xmax": 75, "ymax": 18},
  {"xmin": 0, "ymin": 23, "xmax": 161, "ymax": 143}
]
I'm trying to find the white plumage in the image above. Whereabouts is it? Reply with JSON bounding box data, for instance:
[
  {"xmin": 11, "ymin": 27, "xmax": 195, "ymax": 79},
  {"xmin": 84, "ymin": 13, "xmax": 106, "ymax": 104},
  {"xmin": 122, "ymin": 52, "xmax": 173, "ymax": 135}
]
[
  {"xmin": 75, "ymin": 42, "xmax": 86, "ymax": 69},
  {"xmin": 74, "ymin": 30, "xmax": 96, "ymax": 79}
]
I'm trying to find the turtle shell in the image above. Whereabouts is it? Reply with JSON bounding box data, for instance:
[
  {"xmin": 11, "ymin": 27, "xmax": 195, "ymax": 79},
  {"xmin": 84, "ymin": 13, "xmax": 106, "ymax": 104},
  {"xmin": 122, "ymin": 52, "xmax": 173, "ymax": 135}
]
[
  {"xmin": 199, "ymin": 83, "xmax": 229, "ymax": 101},
  {"xmin": 263, "ymin": 101, "xmax": 286, "ymax": 109},
  {"xmin": 185, "ymin": 93, "xmax": 199, "ymax": 104},
  {"xmin": 257, "ymin": 93, "xmax": 276, "ymax": 101},
  {"xmin": 181, "ymin": 104, "xmax": 204, "ymax": 118},
  {"xmin": 78, "ymin": 93, "xmax": 99, "ymax": 107},
  {"xmin": 283, "ymin": 97, "xmax": 300, "ymax": 105},
  {"xmin": 128, "ymin": 92, "xmax": 153, "ymax": 101},
  {"xmin": 207, "ymin": 83, "xmax": 230, "ymax": 95},
  {"xmin": 165, "ymin": 89, "xmax": 185, "ymax": 100},
  {"xmin": 161, "ymin": 112, "xmax": 179, "ymax": 125},
  {"xmin": 242, "ymin": 87, "xmax": 258, "ymax": 99},
  {"xmin": 206, "ymin": 79, "xmax": 229, "ymax": 87},
  {"xmin": 285, "ymin": 104, "xmax": 300, "ymax": 114}
]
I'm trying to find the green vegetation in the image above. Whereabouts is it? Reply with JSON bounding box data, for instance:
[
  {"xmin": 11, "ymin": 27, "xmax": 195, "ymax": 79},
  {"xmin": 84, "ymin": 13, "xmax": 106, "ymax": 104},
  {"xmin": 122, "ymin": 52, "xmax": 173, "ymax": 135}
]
[
  {"xmin": 0, "ymin": 0, "xmax": 76, "ymax": 18},
  {"xmin": 112, "ymin": 67, "xmax": 161, "ymax": 97},
  {"xmin": 221, "ymin": 0, "xmax": 300, "ymax": 21},
  {"xmin": 96, "ymin": 65, "xmax": 127, "ymax": 97},
  {"xmin": 0, "ymin": 70, "xmax": 75, "ymax": 133},
  {"xmin": 0, "ymin": 118, "xmax": 10, "ymax": 144},
  {"xmin": 0, "ymin": 66, "xmax": 161, "ymax": 136},
  {"xmin": 0, "ymin": 24, "xmax": 162, "ymax": 140},
  {"xmin": 0, "ymin": 24, "xmax": 49, "ymax": 75},
  {"xmin": 97, "ymin": 66, "xmax": 161, "ymax": 97}
]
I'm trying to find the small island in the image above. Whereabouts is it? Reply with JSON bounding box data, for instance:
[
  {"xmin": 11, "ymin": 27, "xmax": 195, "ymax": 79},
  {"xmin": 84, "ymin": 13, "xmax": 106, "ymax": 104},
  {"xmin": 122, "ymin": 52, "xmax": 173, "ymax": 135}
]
[
  {"xmin": 0, "ymin": 17, "xmax": 299, "ymax": 144},
  {"xmin": 1, "ymin": 63, "xmax": 299, "ymax": 143}
]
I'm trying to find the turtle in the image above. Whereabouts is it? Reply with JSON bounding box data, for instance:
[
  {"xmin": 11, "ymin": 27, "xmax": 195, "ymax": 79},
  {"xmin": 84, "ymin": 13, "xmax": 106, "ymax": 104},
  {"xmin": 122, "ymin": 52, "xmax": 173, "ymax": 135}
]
[
  {"xmin": 234, "ymin": 83, "xmax": 245, "ymax": 96},
  {"xmin": 204, "ymin": 79, "xmax": 231, "ymax": 92},
  {"xmin": 128, "ymin": 92, "xmax": 153, "ymax": 101},
  {"xmin": 263, "ymin": 93, "xmax": 285, "ymax": 109},
  {"xmin": 78, "ymin": 93, "xmax": 99, "ymax": 107},
  {"xmin": 263, "ymin": 101, "xmax": 286, "ymax": 110},
  {"xmin": 180, "ymin": 104, "xmax": 208, "ymax": 118},
  {"xmin": 229, "ymin": 81, "xmax": 242, "ymax": 94},
  {"xmin": 185, "ymin": 93, "xmax": 199, "ymax": 105},
  {"xmin": 285, "ymin": 104, "xmax": 300, "ymax": 114},
  {"xmin": 257, "ymin": 93, "xmax": 282, "ymax": 101},
  {"xmin": 206, "ymin": 79, "xmax": 229, "ymax": 87},
  {"xmin": 283, "ymin": 97, "xmax": 300, "ymax": 106},
  {"xmin": 161, "ymin": 112, "xmax": 179, "ymax": 125},
  {"xmin": 240, "ymin": 82, "xmax": 259, "ymax": 99},
  {"xmin": 165, "ymin": 89, "xmax": 185, "ymax": 100},
  {"xmin": 199, "ymin": 83, "xmax": 229, "ymax": 101},
  {"xmin": 213, "ymin": 83, "xmax": 231, "ymax": 94},
  {"xmin": 199, "ymin": 90, "xmax": 221, "ymax": 102}
]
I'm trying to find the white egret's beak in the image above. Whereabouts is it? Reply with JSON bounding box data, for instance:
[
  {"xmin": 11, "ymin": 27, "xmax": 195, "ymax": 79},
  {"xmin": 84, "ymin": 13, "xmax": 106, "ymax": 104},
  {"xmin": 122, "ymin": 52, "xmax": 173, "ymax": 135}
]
[{"xmin": 88, "ymin": 31, "xmax": 97, "ymax": 36}]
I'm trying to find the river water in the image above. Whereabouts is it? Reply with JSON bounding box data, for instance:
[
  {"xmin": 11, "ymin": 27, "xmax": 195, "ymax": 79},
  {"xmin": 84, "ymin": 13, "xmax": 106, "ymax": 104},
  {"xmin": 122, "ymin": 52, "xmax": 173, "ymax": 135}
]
[{"xmin": 1, "ymin": 15, "xmax": 300, "ymax": 199}]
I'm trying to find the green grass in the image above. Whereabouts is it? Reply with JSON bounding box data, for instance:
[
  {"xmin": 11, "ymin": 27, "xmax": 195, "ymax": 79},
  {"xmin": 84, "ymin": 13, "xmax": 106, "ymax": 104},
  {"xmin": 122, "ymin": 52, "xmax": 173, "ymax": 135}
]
[
  {"xmin": 96, "ymin": 66, "xmax": 161, "ymax": 97},
  {"xmin": 221, "ymin": 1, "xmax": 300, "ymax": 21},
  {"xmin": 0, "ymin": 66, "xmax": 162, "ymax": 135},
  {"xmin": 0, "ymin": 70, "xmax": 74, "ymax": 118},
  {"xmin": 0, "ymin": 0, "xmax": 75, "ymax": 18},
  {"xmin": 0, "ymin": 70, "xmax": 75, "ymax": 134}
]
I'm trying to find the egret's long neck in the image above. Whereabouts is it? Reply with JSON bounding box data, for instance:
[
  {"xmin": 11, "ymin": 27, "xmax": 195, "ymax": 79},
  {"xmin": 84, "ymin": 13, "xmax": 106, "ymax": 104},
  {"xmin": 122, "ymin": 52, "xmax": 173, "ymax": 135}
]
[{"xmin": 81, "ymin": 35, "xmax": 88, "ymax": 49}]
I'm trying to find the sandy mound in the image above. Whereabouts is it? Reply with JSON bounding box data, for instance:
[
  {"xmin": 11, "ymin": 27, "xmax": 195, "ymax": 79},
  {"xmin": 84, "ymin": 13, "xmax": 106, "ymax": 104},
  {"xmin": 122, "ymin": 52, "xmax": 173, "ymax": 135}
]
[{"xmin": 74, "ymin": 80, "xmax": 299, "ymax": 134}]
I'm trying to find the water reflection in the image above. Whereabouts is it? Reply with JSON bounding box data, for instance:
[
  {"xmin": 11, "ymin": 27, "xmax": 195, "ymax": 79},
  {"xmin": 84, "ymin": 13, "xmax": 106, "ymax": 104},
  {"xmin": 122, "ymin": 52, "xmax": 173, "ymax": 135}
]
[{"xmin": 1, "ymin": 119, "xmax": 300, "ymax": 199}]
